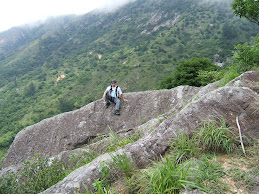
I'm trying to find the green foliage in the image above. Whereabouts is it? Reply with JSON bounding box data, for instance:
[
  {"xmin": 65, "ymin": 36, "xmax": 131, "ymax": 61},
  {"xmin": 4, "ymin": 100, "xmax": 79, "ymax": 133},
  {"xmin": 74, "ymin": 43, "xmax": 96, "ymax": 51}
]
[
  {"xmin": 58, "ymin": 98, "xmax": 75, "ymax": 113},
  {"xmin": 219, "ymin": 64, "xmax": 241, "ymax": 86},
  {"xmin": 198, "ymin": 70, "xmax": 223, "ymax": 86},
  {"xmin": 233, "ymin": 34, "xmax": 259, "ymax": 72},
  {"xmin": 24, "ymin": 83, "xmax": 36, "ymax": 97},
  {"xmin": 194, "ymin": 156, "xmax": 227, "ymax": 193},
  {"xmin": 194, "ymin": 118, "xmax": 236, "ymax": 153},
  {"xmin": 231, "ymin": 0, "xmax": 259, "ymax": 25},
  {"xmin": 170, "ymin": 132, "xmax": 200, "ymax": 161},
  {"xmin": 160, "ymin": 58, "xmax": 220, "ymax": 89},
  {"xmin": 228, "ymin": 166, "xmax": 258, "ymax": 190},
  {"xmin": 91, "ymin": 161, "xmax": 113, "ymax": 193},
  {"xmin": 70, "ymin": 149, "xmax": 97, "ymax": 169},
  {"xmin": 0, "ymin": 131, "xmax": 14, "ymax": 148},
  {"xmin": 0, "ymin": 154, "xmax": 69, "ymax": 194},
  {"xmin": 110, "ymin": 152, "xmax": 135, "ymax": 178},
  {"xmin": 99, "ymin": 161, "xmax": 111, "ymax": 189},
  {"xmin": 137, "ymin": 155, "xmax": 199, "ymax": 194},
  {"xmin": 107, "ymin": 129, "xmax": 141, "ymax": 152},
  {"xmin": 222, "ymin": 23, "xmax": 238, "ymax": 39}
]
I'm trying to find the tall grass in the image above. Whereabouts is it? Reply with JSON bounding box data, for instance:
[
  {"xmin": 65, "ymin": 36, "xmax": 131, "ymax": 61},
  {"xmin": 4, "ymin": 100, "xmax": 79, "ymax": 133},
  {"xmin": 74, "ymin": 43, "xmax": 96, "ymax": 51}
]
[
  {"xmin": 137, "ymin": 155, "xmax": 198, "ymax": 194},
  {"xmin": 170, "ymin": 132, "xmax": 200, "ymax": 161},
  {"xmin": 109, "ymin": 152, "xmax": 135, "ymax": 178},
  {"xmin": 194, "ymin": 118, "xmax": 236, "ymax": 153}
]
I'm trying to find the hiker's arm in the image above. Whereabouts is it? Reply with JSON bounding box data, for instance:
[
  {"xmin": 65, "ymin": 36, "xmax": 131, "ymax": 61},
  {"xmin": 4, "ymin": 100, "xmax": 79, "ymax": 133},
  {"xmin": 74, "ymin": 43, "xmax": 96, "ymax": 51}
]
[
  {"xmin": 121, "ymin": 94, "xmax": 128, "ymax": 102},
  {"xmin": 102, "ymin": 90, "xmax": 108, "ymax": 100}
]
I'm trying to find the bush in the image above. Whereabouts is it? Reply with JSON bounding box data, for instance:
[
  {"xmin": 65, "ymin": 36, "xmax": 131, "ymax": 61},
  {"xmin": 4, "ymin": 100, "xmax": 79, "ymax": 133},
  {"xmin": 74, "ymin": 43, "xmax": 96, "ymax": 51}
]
[
  {"xmin": 58, "ymin": 98, "xmax": 75, "ymax": 113},
  {"xmin": 220, "ymin": 64, "xmax": 241, "ymax": 86},
  {"xmin": 0, "ymin": 154, "xmax": 69, "ymax": 194},
  {"xmin": 233, "ymin": 35, "xmax": 259, "ymax": 72},
  {"xmin": 160, "ymin": 58, "xmax": 220, "ymax": 89},
  {"xmin": 198, "ymin": 70, "xmax": 223, "ymax": 86}
]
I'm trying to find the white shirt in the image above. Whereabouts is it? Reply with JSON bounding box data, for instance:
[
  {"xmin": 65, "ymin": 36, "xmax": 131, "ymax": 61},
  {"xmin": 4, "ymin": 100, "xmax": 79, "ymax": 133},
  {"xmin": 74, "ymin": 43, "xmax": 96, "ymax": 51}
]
[{"xmin": 106, "ymin": 86, "xmax": 122, "ymax": 98}]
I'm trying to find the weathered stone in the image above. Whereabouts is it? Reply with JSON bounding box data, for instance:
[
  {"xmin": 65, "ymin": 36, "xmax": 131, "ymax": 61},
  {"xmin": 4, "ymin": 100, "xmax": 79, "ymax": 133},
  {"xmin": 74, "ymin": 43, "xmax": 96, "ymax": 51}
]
[
  {"xmin": 226, "ymin": 71, "xmax": 259, "ymax": 93},
  {"xmin": 43, "ymin": 86, "xmax": 259, "ymax": 193},
  {"xmin": 2, "ymin": 86, "xmax": 199, "ymax": 168}
]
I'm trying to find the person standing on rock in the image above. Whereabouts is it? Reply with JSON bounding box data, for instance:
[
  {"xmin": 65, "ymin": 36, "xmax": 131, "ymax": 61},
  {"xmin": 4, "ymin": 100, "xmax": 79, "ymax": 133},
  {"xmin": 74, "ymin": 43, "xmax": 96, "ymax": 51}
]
[{"xmin": 102, "ymin": 79, "xmax": 127, "ymax": 115}]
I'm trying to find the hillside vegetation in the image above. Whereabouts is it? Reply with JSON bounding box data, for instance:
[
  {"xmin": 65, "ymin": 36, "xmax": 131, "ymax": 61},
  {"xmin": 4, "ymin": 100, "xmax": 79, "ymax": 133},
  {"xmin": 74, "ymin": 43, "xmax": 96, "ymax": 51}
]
[{"xmin": 0, "ymin": 0, "xmax": 258, "ymax": 163}]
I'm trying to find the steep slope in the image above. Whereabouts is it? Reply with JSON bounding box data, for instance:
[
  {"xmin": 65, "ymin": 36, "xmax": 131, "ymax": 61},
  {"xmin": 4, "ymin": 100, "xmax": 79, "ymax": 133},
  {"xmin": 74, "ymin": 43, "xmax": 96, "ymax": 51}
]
[{"xmin": 0, "ymin": 0, "xmax": 258, "ymax": 162}]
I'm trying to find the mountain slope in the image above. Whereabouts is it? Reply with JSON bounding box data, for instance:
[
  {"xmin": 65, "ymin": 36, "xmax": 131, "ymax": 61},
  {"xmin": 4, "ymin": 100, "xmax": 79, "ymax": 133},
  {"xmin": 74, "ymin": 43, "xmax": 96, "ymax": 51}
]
[{"xmin": 0, "ymin": 0, "xmax": 258, "ymax": 161}]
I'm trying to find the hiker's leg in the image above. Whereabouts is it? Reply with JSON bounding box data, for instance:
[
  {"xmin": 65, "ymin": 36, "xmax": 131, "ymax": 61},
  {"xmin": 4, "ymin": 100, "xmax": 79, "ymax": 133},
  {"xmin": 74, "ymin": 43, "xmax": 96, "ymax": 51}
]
[
  {"xmin": 114, "ymin": 98, "xmax": 121, "ymax": 111},
  {"xmin": 105, "ymin": 93, "xmax": 111, "ymax": 106}
]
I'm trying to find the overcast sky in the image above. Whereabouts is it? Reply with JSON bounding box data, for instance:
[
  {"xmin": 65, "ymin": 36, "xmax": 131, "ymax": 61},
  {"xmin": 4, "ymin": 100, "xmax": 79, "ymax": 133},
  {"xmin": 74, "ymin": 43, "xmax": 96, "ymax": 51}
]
[{"xmin": 0, "ymin": 0, "xmax": 132, "ymax": 32}]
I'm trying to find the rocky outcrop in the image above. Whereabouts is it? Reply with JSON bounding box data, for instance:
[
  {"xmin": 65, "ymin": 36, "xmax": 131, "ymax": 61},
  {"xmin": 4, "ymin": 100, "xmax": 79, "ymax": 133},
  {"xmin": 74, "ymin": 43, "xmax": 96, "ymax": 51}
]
[
  {"xmin": 226, "ymin": 71, "xmax": 259, "ymax": 93},
  {"xmin": 2, "ymin": 86, "xmax": 200, "ymax": 168},
  {"xmin": 43, "ymin": 79, "xmax": 259, "ymax": 193}
]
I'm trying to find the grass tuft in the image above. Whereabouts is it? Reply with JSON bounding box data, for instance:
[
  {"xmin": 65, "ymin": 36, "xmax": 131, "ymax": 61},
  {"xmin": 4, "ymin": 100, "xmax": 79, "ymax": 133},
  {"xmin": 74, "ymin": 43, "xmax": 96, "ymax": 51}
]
[{"xmin": 194, "ymin": 118, "xmax": 236, "ymax": 153}]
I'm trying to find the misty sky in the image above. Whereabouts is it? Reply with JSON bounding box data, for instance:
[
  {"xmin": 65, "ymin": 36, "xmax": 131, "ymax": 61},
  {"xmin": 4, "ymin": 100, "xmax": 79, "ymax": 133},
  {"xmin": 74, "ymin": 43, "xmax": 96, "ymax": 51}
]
[{"xmin": 0, "ymin": 0, "xmax": 132, "ymax": 32}]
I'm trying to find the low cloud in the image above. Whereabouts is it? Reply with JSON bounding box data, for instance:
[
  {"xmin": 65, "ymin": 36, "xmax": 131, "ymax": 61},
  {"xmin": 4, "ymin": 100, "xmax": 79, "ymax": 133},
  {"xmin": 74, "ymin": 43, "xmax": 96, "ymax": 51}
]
[{"xmin": 96, "ymin": 0, "xmax": 136, "ymax": 12}]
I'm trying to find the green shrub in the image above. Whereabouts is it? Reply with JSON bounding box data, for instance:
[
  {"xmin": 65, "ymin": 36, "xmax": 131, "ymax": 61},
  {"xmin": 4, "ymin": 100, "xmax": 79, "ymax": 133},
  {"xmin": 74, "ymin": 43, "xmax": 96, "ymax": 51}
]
[
  {"xmin": 198, "ymin": 70, "xmax": 223, "ymax": 86},
  {"xmin": 70, "ymin": 149, "xmax": 97, "ymax": 169},
  {"xmin": 233, "ymin": 35, "xmax": 259, "ymax": 72},
  {"xmin": 0, "ymin": 172, "xmax": 19, "ymax": 194},
  {"xmin": 160, "ymin": 57, "xmax": 220, "ymax": 89},
  {"xmin": 219, "ymin": 64, "xmax": 241, "ymax": 86},
  {"xmin": 0, "ymin": 154, "xmax": 69, "ymax": 194}
]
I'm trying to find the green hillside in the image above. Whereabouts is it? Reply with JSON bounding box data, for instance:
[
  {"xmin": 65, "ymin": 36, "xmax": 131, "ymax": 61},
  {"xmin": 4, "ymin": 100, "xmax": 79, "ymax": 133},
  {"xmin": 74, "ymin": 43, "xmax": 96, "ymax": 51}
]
[{"xmin": 0, "ymin": 0, "xmax": 258, "ymax": 162}]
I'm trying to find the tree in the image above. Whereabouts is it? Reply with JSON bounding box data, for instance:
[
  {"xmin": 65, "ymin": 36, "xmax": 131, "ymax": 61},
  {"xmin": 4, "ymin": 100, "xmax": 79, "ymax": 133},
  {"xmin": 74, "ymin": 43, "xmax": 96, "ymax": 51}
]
[
  {"xmin": 160, "ymin": 58, "xmax": 220, "ymax": 89},
  {"xmin": 25, "ymin": 83, "xmax": 36, "ymax": 96},
  {"xmin": 222, "ymin": 23, "xmax": 238, "ymax": 39},
  {"xmin": 231, "ymin": 0, "xmax": 259, "ymax": 25},
  {"xmin": 58, "ymin": 98, "xmax": 75, "ymax": 113},
  {"xmin": 233, "ymin": 35, "xmax": 259, "ymax": 72}
]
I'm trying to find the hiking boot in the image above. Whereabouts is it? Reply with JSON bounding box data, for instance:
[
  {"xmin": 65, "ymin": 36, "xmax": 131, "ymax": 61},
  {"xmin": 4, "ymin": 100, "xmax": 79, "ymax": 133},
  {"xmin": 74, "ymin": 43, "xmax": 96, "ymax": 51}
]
[
  {"xmin": 105, "ymin": 103, "xmax": 110, "ymax": 109},
  {"xmin": 114, "ymin": 110, "xmax": 120, "ymax": 115}
]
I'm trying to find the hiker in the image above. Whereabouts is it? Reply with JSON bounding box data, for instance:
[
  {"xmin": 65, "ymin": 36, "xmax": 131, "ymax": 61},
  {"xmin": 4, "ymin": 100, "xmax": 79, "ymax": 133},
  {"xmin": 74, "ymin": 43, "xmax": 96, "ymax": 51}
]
[{"xmin": 102, "ymin": 79, "xmax": 127, "ymax": 115}]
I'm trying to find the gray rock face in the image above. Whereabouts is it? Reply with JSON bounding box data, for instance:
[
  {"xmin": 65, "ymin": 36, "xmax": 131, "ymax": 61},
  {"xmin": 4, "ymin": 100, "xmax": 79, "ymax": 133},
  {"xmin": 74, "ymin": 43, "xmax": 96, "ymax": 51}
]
[
  {"xmin": 2, "ymin": 86, "xmax": 199, "ymax": 168},
  {"xmin": 227, "ymin": 71, "xmax": 259, "ymax": 93},
  {"xmin": 43, "ymin": 86, "xmax": 259, "ymax": 194}
]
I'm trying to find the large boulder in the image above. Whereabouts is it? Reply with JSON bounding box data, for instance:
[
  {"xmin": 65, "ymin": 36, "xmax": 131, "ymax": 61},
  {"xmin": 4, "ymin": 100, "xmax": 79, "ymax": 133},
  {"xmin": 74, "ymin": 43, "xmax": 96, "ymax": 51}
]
[
  {"xmin": 43, "ymin": 85, "xmax": 259, "ymax": 193},
  {"xmin": 2, "ymin": 86, "xmax": 199, "ymax": 168},
  {"xmin": 226, "ymin": 71, "xmax": 259, "ymax": 93}
]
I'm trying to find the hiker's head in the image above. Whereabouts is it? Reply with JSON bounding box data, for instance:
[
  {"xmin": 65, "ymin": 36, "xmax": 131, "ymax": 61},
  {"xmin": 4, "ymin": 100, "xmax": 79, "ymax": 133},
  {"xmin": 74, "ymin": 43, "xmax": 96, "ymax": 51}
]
[{"xmin": 110, "ymin": 79, "xmax": 116, "ymax": 86}]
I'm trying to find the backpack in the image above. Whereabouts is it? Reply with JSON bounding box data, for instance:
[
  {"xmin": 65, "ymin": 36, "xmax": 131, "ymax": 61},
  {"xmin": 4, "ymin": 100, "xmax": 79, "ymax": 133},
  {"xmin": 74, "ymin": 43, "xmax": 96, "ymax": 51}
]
[{"xmin": 109, "ymin": 85, "xmax": 119, "ymax": 98}]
